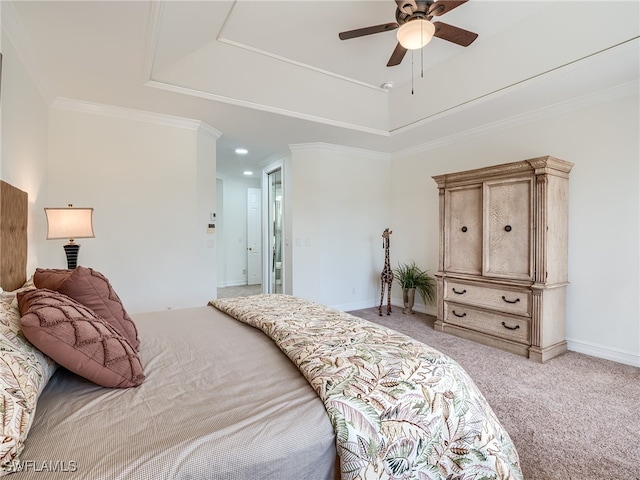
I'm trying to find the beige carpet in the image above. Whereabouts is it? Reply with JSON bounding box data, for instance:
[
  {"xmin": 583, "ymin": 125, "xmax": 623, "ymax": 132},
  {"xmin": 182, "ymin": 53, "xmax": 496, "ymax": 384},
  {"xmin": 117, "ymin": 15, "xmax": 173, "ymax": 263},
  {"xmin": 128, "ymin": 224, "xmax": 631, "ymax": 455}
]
[{"xmin": 348, "ymin": 307, "xmax": 640, "ymax": 480}]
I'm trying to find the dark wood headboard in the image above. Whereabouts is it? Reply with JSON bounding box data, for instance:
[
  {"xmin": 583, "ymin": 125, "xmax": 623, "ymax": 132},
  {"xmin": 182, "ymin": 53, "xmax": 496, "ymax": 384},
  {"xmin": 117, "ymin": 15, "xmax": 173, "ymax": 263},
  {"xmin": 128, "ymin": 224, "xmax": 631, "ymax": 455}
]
[{"xmin": 0, "ymin": 181, "xmax": 28, "ymax": 291}]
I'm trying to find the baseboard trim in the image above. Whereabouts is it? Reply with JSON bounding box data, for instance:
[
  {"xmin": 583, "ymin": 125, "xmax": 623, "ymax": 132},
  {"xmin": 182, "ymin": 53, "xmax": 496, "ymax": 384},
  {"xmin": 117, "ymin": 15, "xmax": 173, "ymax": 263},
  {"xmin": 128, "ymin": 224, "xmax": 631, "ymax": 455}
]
[
  {"xmin": 217, "ymin": 280, "xmax": 249, "ymax": 288},
  {"xmin": 333, "ymin": 299, "xmax": 379, "ymax": 312},
  {"xmin": 339, "ymin": 299, "xmax": 437, "ymax": 316},
  {"xmin": 566, "ymin": 338, "xmax": 640, "ymax": 367}
]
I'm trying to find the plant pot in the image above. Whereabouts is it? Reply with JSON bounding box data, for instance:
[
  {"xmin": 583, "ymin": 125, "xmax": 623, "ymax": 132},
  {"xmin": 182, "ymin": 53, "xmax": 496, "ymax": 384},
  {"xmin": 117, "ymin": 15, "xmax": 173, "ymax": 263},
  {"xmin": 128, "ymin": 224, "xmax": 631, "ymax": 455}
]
[{"xmin": 403, "ymin": 287, "xmax": 416, "ymax": 315}]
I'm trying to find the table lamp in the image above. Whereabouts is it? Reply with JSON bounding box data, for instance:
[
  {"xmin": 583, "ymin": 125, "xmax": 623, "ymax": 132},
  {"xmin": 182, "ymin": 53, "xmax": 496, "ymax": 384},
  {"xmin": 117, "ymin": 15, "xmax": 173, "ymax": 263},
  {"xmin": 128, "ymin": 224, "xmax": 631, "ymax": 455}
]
[{"xmin": 45, "ymin": 204, "xmax": 94, "ymax": 269}]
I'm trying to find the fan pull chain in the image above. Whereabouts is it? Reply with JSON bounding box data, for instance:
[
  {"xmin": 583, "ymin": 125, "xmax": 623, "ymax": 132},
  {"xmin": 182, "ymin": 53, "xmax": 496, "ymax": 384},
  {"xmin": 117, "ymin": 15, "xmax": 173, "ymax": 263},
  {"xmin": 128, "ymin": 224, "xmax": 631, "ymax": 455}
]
[
  {"xmin": 421, "ymin": 21, "xmax": 424, "ymax": 78},
  {"xmin": 411, "ymin": 50, "xmax": 414, "ymax": 95}
]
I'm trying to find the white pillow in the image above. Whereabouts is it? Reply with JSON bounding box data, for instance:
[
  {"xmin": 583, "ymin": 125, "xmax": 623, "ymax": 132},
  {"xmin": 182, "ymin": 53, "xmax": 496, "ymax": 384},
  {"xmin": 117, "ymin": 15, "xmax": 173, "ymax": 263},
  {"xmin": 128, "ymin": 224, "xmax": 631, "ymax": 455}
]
[
  {"xmin": 0, "ymin": 281, "xmax": 57, "ymax": 475},
  {"xmin": 0, "ymin": 276, "xmax": 35, "ymax": 308}
]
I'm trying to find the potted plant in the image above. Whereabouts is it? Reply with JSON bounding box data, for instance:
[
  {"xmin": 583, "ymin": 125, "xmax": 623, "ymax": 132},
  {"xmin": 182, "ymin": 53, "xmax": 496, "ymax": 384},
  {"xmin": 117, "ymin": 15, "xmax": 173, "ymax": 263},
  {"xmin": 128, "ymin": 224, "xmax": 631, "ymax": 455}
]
[{"xmin": 393, "ymin": 260, "xmax": 436, "ymax": 314}]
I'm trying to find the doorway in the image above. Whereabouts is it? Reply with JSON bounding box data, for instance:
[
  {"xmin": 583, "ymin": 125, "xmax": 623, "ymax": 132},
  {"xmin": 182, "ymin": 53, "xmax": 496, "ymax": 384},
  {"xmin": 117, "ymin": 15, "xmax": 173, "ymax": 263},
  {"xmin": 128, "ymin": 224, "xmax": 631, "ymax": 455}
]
[{"xmin": 266, "ymin": 168, "xmax": 283, "ymax": 294}]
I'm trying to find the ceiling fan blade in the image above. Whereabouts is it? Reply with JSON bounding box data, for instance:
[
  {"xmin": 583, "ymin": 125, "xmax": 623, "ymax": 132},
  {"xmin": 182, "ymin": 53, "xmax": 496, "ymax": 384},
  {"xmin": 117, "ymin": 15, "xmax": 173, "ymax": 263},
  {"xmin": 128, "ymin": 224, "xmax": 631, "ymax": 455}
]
[
  {"xmin": 339, "ymin": 22, "xmax": 399, "ymax": 41},
  {"xmin": 387, "ymin": 43, "xmax": 408, "ymax": 67},
  {"xmin": 395, "ymin": 0, "xmax": 418, "ymax": 15},
  {"xmin": 428, "ymin": 0, "xmax": 469, "ymax": 17},
  {"xmin": 433, "ymin": 21, "xmax": 478, "ymax": 46}
]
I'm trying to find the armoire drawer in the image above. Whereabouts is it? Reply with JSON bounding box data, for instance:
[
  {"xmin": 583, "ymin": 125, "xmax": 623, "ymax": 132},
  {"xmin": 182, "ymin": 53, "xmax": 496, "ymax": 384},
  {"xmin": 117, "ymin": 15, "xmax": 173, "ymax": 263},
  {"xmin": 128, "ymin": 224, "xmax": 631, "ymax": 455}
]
[
  {"xmin": 444, "ymin": 302, "xmax": 530, "ymax": 344},
  {"xmin": 444, "ymin": 280, "xmax": 531, "ymax": 316}
]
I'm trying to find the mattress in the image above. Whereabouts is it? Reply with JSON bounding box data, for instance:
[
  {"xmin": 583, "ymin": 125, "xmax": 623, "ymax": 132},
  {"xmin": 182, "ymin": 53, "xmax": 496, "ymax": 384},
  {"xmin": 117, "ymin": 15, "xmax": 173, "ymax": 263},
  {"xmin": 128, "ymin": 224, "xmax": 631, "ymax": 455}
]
[{"xmin": 12, "ymin": 306, "xmax": 337, "ymax": 479}]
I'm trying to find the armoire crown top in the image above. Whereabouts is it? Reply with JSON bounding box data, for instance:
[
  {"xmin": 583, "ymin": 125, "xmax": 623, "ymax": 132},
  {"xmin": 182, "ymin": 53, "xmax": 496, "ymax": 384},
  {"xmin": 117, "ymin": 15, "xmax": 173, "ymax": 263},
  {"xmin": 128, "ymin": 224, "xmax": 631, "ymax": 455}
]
[{"xmin": 433, "ymin": 155, "xmax": 574, "ymax": 188}]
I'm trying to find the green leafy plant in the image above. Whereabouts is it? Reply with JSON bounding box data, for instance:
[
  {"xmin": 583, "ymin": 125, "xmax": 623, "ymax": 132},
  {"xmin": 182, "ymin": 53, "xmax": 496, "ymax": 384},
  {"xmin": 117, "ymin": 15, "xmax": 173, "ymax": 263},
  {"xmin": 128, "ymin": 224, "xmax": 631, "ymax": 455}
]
[{"xmin": 393, "ymin": 260, "xmax": 436, "ymax": 306}]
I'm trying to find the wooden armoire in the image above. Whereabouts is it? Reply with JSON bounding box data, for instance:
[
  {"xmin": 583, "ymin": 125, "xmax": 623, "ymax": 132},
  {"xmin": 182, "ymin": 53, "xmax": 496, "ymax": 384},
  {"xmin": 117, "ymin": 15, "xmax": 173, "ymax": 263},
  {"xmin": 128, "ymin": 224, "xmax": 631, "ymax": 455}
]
[{"xmin": 432, "ymin": 156, "xmax": 573, "ymax": 362}]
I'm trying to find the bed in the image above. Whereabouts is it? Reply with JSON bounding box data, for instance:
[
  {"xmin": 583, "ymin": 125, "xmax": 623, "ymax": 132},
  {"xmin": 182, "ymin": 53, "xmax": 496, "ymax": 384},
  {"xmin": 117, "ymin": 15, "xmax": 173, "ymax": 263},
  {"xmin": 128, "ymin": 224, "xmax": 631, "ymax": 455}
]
[{"xmin": 0, "ymin": 181, "xmax": 522, "ymax": 479}]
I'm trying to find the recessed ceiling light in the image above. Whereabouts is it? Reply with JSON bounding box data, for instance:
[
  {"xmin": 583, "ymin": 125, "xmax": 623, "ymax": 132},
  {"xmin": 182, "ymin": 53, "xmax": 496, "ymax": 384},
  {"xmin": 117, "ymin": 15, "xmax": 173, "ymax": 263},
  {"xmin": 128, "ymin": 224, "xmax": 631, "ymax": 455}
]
[
  {"xmin": 235, "ymin": 148, "xmax": 248, "ymax": 155},
  {"xmin": 243, "ymin": 170, "xmax": 253, "ymax": 176}
]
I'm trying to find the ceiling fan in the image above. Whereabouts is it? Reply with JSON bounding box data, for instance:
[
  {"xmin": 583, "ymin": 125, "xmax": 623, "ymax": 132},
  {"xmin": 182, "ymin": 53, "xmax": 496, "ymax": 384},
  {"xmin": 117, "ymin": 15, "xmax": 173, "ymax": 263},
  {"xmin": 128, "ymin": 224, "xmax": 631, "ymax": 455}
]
[{"xmin": 339, "ymin": 0, "xmax": 478, "ymax": 67}]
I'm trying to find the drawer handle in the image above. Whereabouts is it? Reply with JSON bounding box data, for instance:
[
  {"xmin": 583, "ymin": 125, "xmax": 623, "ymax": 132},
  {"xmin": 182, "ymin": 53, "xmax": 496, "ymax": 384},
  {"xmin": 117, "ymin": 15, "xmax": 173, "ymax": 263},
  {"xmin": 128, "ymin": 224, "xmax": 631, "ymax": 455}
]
[
  {"xmin": 452, "ymin": 288, "xmax": 467, "ymax": 295},
  {"xmin": 501, "ymin": 322, "xmax": 520, "ymax": 331},
  {"xmin": 461, "ymin": 226, "xmax": 468, "ymax": 233},
  {"xmin": 504, "ymin": 225, "xmax": 512, "ymax": 232},
  {"xmin": 502, "ymin": 295, "xmax": 520, "ymax": 304},
  {"xmin": 452, "ymin": 310, "xmax": 467, "ymax": 318}
]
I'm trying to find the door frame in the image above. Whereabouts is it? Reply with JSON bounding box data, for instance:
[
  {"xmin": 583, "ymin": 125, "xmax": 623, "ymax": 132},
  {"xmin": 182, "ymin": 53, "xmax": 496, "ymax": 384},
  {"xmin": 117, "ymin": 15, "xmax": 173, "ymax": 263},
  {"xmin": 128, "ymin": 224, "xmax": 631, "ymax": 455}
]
[{"xmin": 262, "ymin": 159, "xmax": 285, "ymax": 294}]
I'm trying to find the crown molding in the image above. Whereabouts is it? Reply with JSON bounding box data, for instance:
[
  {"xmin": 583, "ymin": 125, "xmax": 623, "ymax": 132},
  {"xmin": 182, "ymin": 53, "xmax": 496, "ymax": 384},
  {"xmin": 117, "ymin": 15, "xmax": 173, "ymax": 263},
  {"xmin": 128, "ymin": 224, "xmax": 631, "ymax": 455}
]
[
  {"xmin": 289, "ymin": 142, "xmax": 390, "ymax": 162},
  {"xmin": 140, "ymin": 0, "xmax": 163, "ymax": 86},
  {"xmin": 197, "ymin": 122, "xmax": 224, "ymax": 140},
  {"xmin": 257, "ymin": 150, "xmax": 290, "ymax": 169},
  {"xmin": 393, "ymin": 80, "xmax": 639, "ymax": 160},
  {"xmin": 218, "ymin": 35, "xmax": 385, "ymax": 93},
  {"xmin": 145, "ymin": 80, "xmax": 390, "ymax": 138},
  {"xmin": 49, "ymin": 97, "xmax": 222, "ymax": 138}
]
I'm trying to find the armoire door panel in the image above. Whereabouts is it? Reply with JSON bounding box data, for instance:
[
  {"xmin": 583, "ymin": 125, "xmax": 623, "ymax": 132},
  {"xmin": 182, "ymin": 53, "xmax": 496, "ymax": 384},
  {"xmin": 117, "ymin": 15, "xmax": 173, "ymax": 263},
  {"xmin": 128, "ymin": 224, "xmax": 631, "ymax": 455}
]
[
  {"xmin": 483, "ymin": 179, "xmax": 533, "ymax": 279},
  {"xmin": 445, "ymin": 185, "xmax": 482, "ymax": 274}
]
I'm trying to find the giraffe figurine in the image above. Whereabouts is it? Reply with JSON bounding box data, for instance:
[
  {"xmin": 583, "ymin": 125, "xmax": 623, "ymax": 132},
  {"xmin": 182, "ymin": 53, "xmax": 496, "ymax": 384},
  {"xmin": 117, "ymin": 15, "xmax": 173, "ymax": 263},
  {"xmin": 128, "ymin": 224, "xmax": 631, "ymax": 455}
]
[{"xmin": 378, "ymin": 228, "xmax": 393, "ymax": 316}]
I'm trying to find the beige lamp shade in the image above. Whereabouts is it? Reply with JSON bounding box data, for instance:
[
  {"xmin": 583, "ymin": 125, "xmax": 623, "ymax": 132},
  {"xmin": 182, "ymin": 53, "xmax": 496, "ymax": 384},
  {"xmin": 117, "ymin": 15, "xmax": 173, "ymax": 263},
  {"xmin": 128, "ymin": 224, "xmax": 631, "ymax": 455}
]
[
  {"xmin": 45, "ymin": 207, "xmax": 95, "ymax": 242},
  {"xmin": 396, "ymin": 19, "xmax": 436, "ymax": 50}
]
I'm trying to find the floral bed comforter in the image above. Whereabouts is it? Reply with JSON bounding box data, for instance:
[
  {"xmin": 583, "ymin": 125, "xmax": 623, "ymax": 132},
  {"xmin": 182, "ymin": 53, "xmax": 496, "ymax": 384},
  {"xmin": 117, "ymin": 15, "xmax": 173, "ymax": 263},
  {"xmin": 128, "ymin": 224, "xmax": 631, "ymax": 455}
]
[{"xmin": 210, "ymin": 294, "xmax": 522, "ymax": 480}]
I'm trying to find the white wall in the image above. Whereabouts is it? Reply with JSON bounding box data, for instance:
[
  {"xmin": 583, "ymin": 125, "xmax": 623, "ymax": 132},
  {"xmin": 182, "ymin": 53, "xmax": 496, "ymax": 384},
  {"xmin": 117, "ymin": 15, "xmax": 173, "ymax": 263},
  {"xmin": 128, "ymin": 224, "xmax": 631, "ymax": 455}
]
[
  {"xmin": 0, "ymin": 29, "xmax": 49, "ymax": 273},
  {"xmin": 391, "ymin": 89, "xmax": 640, "ymax": 366},
  {"xmin": 288, "ymin": 143, "xmax": 391, "ymax": 311},
  {"xmin": 0, "ymin": 5, "xmax": 2, "ymax": 176},
  {"xmin": 45, "ymin": 105, "xmax": 218, "ymax": 313},
  {"xmin": 216, "ymin": 174, "xmax": 261, "ymax": 287},
  {"xmin": 195, "ymin": 126, "xmax": 218, "ymax": 299},
  {"xmin": 216, "ymin": 177, "xmax": 225, "ymax": 287}
]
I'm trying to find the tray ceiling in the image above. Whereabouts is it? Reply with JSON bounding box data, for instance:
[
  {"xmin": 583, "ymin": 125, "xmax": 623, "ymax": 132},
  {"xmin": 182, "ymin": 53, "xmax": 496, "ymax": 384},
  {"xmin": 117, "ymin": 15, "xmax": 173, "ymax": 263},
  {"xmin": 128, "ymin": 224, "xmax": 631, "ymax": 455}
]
[{"xmin": 6, "ymin": 1, "xmax": 640, "ymax": 176}]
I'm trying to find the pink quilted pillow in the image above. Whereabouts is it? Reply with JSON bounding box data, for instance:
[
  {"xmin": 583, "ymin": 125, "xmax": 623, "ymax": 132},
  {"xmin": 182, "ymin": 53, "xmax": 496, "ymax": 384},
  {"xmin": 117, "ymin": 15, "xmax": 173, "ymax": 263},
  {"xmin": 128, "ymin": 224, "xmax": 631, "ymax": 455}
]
[
  {"xmin": 32, "ymin": 268, "xmax": 70, "ymax": 291},
  {"xmin": 18, "ymin": 289, "xmax": 144, "ymax": 388},
  {"xmin": 34, "ymin": 267, "xmax": 140, "ymax": 350}
]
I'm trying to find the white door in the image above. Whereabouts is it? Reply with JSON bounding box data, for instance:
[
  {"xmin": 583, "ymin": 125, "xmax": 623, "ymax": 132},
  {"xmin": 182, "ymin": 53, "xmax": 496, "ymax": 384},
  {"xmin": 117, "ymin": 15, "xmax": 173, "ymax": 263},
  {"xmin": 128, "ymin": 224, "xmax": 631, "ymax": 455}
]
[{"xmin": 247, "ymin": 188, "xmax": 262, "ymax": 285}]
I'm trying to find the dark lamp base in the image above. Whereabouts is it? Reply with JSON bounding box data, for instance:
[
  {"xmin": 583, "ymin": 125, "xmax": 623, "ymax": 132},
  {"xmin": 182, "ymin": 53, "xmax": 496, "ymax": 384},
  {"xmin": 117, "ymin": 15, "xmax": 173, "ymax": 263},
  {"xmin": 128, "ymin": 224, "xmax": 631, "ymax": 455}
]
[{"xmin": 63, "ymin": 244, "xmax": 80, "ymax": 269}]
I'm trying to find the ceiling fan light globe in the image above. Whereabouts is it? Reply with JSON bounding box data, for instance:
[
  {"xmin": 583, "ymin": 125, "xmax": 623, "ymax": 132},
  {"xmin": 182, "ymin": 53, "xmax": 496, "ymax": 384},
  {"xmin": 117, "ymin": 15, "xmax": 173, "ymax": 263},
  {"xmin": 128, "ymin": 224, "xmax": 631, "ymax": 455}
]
[{"xmin": 396, "ymin": 19, "xmax": 435, "ymax": 50}]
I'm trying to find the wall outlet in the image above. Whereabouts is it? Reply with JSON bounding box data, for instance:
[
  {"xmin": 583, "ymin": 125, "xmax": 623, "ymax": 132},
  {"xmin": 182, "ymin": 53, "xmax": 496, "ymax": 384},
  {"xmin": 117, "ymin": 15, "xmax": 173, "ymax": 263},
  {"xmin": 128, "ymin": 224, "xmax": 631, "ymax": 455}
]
[{"xmin": 242, "ymin": 269, "xmax": 247, "ymax": 275}]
